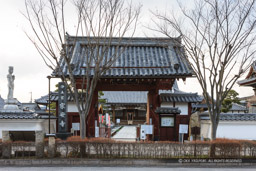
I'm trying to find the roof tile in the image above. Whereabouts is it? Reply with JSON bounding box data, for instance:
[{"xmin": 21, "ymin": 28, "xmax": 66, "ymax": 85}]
[{"xmin": 53, "ymin": 37, "xmax": 194, "ymax": 78}]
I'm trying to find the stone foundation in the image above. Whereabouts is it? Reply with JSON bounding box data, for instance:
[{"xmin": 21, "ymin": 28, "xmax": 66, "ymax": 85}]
[
  {"xmin": 35, "ymin": 131, "xmax": 44, "ymax": 158},
  {"xmin": 2, "ymin": 131, "xmax": 11, "ymax": 159}
]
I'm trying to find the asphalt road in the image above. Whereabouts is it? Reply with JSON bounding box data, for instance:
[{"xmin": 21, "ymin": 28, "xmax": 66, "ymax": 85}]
[{"xmin": 0, "ymin": 167, "xmax": 256, "ymax": 171}]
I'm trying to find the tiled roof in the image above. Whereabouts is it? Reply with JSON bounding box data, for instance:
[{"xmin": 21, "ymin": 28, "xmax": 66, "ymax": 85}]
[
  {"xmin": 238, "ymin": 61, "xmax": 256, "ymax": 86},
  {"xmin": 192, "ymin": 103, "xmax": 208, "ymax": 109},
  {"xmin": 237, "ymin": 77, "xmax": 256, "ymax": 86},
  {"xmin": 160, "ymin": 91, "xmax": 202, "ymax": 103},
  {"xmin": 102, "ymin": 91, "xmax": 147, "ymax": 104},
  {"xmin": 220, "ymin": 114, "xmax": 256, "ymax": 121},
  {"xmin": 200, "ymin": 113, "xmax": 256, "ymax": 121},
  {"xmin": 155, "ymin": 107, "xmax": 181, "ymax": 114},
  {"xmin": 36, "ymin": 90, "xmax": 201, "ymax": 105},
  {"xmin": 159, "ymin": 80, "xmax": 202, "ymax": 103},
  {"xmin": 35, "ymin": 93, "xmax": 57, "ymax": 104},
  {"xmin": 53, "ymin": 37, "xmax": 194, "ymax": 78},
  {"xmin": 0, "ymin": 111, "xmax": 56, "ymax": 119},
  {"xmin": 0, "ymin": 112, "xmax": 37, "ymax": 119},
  {"xmin": 35, "ymin": 92, "xmax": 79, "ymax": 104},
  {"xmin": 35, "ymin": 80, "xmax": 200, "ymax": 105},
  {"xmin": 229, "ymin": 103, "xmax": 248, "ymax": 112}
]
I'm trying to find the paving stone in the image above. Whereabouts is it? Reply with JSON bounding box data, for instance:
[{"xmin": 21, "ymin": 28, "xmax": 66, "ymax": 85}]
[{"xmin": 112, "ymin": 126, "xmax": 136, "ymax": 141}]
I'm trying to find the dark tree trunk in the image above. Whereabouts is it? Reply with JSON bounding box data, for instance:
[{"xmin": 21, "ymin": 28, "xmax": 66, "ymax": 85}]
[{"xmin": 80, "ymin": 113, "xmax": 86, "ymax": 139}]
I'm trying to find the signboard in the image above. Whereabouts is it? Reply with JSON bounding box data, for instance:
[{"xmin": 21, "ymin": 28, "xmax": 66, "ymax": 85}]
[
  {"xmin": 58, "ymin": 82, "xmax": 68, "ymax": 133},
  {"xmin": 179, "ymin": 124, "xmax": 188, "ymax": 134},
  {"xmin": 161, "ymin": 117, "xmax": 174, "ymax": 127},
  {"xmin": 141, "ymin": 125, "xmax": 153, "ymax": 134},
  {"xmin": 72, "ymin": 123, "xmax": 80, "ymax": 131},
  {"xmin": 116, "ymin": 119, "xmax": 120, "ymax": 124},
  {"xmin": 95, "ymin": 127, "xmax": 99, "ymax": 137},
  {"xmin": 106, "ymin": 113, "xmax": 109, "ymax": 125}
]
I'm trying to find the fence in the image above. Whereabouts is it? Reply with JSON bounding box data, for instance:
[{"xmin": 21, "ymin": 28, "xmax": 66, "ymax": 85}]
[{"xmin": 1, "ymin": 138, "xmax": 256, "ymax": 159}]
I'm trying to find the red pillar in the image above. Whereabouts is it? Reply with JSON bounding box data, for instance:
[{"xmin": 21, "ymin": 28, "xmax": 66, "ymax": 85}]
[{"xmin": 147, "ymin": 89, "xmax": 160, "ymax": 140}]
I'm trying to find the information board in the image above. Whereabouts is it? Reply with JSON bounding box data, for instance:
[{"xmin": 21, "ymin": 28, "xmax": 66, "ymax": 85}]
[
  {"xmin": 161, "ymin": 117, "xmax": 174, "ymax": 127},
  {"xmin": 179, "ymin": 124, "xmax": 188, "ymax": 134},
  {"xmin": 95, "ymin": 127, "xmax": 99, "ymax": 137},
  {"xmin": 72, "ymin": 123, "xmax": 80, "ymax": 131},
  {"xmin": 141, "ymin": 125, "xmax": 153, "ymax": 134}
]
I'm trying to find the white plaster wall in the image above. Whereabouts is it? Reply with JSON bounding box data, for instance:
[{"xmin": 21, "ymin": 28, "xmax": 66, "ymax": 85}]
[
  {"xmin": 161, "ymin": 102, "xmax": 173, "ymax": 108},
  {"xmin": 68, "ymin": 102, "xmax": 79, "ymax": 112},
  {"xmin": 217, "ymin": 122, "xmax": 256, "ymax": 140},
  {"xmin": 201, "ymin": 121, "xmax": 256, "ymax": 140},
  {"xmin": 42, "ymin": 119, "xmax": 57, "ymax": 134},
  {"xmin": 160, "ymin": 102, "xmax": 188, "ymax": 115},
  {"xmin": 175, "ymin": 102, "xmax": 188, "ymax": 115},
  {"xmin": 0, "ymin": 120, "xmax": 42, "ymax": 139},
  {"xmin": 0, "ymin": 119, "xmax": 56, "ymax": 139}
]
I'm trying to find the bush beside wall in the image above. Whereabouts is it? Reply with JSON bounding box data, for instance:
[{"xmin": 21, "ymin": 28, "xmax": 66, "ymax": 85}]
[{"xmin": 1, "ymin": 137, "xmax": 256, "ymax": 159}]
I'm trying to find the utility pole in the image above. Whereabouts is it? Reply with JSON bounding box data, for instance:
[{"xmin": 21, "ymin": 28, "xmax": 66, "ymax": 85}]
[{"xmin": 47, "ymin": 76, "xmax": 51, "ymax": 134}]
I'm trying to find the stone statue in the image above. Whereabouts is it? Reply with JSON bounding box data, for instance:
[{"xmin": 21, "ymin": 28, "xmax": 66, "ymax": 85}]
[
  {"xmin": 2, "ymin": 66, "xmax": 19, "ymax": 111},
  {"xmin": 7, "ymin": 66, "xmax": 15, "ymax": 100}
]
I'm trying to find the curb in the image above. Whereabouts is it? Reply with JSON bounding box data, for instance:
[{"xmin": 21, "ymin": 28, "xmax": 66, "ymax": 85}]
[{"xmin": 0, "ymin": 159, "xmax": 256, "ymax": 167}]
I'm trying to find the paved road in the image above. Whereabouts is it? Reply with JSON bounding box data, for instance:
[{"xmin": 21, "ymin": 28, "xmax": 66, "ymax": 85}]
[
  {"xmin": 0, "ymin": 167, "xmax": 255, "ymax": 171},
  {"xmin": 112, "ymin": 125, "xmax": 136, "ymax": 141}
]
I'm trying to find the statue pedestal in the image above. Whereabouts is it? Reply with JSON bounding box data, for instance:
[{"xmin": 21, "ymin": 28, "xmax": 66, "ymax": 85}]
[
  {"xmin": 3, "ymin": 104, "xmax": 19, "ymax": 110},
  {"xmin": 5, "ymin": 98, "xmax": 18, "ymax": 104},
  {"xmin": 3, "ymin": 98, "xmax": 20, "ymax": 111}
]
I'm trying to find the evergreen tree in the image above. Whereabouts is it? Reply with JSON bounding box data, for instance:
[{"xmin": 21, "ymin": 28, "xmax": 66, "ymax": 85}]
[{"xmin": 221, "ymin": 90, "xmax": 240, "ymax": 113}]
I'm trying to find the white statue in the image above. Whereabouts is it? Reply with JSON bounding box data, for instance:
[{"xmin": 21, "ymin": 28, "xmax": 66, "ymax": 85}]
[{"xmin": 7, "ymin": 66, "xmax": 15, "ymax": 100}]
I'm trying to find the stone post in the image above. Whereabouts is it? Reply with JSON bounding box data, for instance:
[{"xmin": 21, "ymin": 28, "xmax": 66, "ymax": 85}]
[
  {"xmin": 48, "ymin": 136, "xmax": 56, "ymax": 158},
  {"xmin": 35, "ymin": 131, "xmax": 44, "ymax": 158},
  {"xmin": 2, "ymin": 131, "xmax": 11, "ymax": 158}
]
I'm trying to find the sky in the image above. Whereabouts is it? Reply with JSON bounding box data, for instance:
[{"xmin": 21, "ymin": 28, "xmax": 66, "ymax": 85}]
[{"xmin": 0, "ymin": 0, "xmax": 254, "ymax": 103}]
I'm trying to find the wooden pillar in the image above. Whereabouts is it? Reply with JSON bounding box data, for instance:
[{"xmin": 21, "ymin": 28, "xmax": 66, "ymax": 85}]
[
  {"xmin": 146, "ymin": 94, "xmax": 150, "ymax": 124},
  {"xmin": 112, "ymin": 106, "xmax": 116, "ymax": 123},
  {"xmin": 147, "ymin": 89, "xmax": 160, "ymax": 140}
]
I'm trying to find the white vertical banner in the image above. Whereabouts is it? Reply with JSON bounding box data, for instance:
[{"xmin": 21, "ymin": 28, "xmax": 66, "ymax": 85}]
[
  {"xmin": 106, "ymin": 113, "xmax": 109, "ymax": 125},
  {"xmin": 95, "ymin": 127, "xmax": 99, "ymax": 137}
]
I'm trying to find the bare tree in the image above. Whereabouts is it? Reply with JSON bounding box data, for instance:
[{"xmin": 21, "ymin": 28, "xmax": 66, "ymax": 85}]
[
  {"xmin": 24, "ymin": 0, "xmax": 141, "ymax": 139},
  {"xmin": 152, "ymin": 0, "xmax": 256, "ymax": 140}
]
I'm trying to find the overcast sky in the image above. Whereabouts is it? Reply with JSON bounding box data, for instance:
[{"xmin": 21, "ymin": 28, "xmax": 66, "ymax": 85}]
[{"xmin": 0, "ymin": 0, "xmax": 253, "ymax": 102}]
